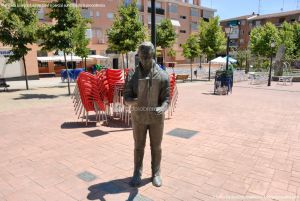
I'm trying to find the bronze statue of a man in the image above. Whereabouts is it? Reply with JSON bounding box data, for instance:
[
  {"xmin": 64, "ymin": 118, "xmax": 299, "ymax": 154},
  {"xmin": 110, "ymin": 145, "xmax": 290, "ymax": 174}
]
[{"xmin": 124, "ymin": 42, "xmax": 170, "ymax": 187}]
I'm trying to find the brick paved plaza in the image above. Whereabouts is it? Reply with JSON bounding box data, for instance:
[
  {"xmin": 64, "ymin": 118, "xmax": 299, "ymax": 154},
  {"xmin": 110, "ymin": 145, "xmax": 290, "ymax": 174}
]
[{"xmin": 0, "ymin": 78, "xmax": 300, "ymax": 201}]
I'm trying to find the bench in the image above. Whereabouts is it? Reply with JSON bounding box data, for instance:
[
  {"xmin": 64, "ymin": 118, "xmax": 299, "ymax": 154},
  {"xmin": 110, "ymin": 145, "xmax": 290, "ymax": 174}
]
[
  {"xmin": 175, "ymin": 74, "xmax": 189, "ymax": 82},
  {"xmin": 277, "ymin": 76, "xmax": 293, "ymax": 85},
  {"xmin": 0, "ymin": 78, "xmax": 10, "ymax": 91}
]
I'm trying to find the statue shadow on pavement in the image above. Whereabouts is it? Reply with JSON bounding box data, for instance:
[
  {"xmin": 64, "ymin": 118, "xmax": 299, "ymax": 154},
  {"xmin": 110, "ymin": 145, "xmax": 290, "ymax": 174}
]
[{"xmin": 87, "ymin": 177, "xmax": 152, "ymax": 201}]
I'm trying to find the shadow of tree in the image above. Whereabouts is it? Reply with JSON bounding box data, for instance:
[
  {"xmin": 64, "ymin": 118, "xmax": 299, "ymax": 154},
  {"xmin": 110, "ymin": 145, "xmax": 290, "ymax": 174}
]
[
  {"xmin": 87, "ymin": 177, "xmax": 152, "ymax": 201},
  {"xmin": 13, "ymin": 94, "xmax": 58, "ymax": 100}
]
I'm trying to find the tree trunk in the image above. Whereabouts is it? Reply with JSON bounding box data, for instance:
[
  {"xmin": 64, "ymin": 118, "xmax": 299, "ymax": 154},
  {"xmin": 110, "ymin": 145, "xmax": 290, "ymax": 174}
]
[
  {"xmin": 64, "ymin": 52, "xmax": 71, "ymax": 95},
  {"xmin": 245, "ymin": 54, "xmax": 249, "ymax": 74},
  {"xmin": 126, "ymin": 52, "xmax": 129, "ymax": 68},
  {"xmin": 162, "ymin": 48, "xmax": 165, "ymax": 66},
  {"xmin": 84, "ymin": 57, "xmax": 87, "ymax": 72},
  {"xmin": 71, "ymin": 53, "xmax": 74, "ymax": 70},
  {"xmin": 190, "ymin": 59, "xmax": 193, "ymax": 82},
  {"xmin": 22, "ymin": 56, "xmax": 29, "ymax": 90},
  {"xmin": 208, "ymin": 61, "xmax": 211, "ymax": 81}
]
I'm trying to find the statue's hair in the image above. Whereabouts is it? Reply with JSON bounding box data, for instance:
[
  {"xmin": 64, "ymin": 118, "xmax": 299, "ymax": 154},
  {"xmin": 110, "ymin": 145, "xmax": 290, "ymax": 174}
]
[{"xmin": 138, "ymin": 42, "xmax": 155, "ymax": 55}]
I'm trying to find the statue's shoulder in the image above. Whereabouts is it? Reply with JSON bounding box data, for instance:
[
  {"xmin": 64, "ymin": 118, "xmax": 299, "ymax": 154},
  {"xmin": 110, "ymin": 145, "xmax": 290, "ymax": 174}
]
[{"xmin": 155, "ymin": 64, "xmax": 169, "ymax": 81}]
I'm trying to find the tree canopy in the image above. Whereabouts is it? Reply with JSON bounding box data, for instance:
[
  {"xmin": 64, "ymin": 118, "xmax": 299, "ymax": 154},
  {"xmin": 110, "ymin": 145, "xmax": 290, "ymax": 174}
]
[
  {"xmin": 107, "ymin": 0, "xmax": 145, "ymax": 55},
  {"xmin": 156, "ymin": 19, "xmax": 176, "ymax": 50},
  {"xmin": 250, "ymin": 22, "xmax": 280, "ymax": 58},
  {"xmin": 0, "ymin": 0, "xmax": 38, "ymax": 64},
  {"xmin": 39, "ymin": 0, "xmax": 85, "ymax": 54},
  {"xmin": 0, "ymin": 0, "xmax": 39, "ymax": 89},
  {"xmin": 278, "ymin": 22, "xmax": 295, "ymax": 60},
  {"xmin": 198, "ymin": 17, "xmax": 226, "ymax": 61},
  {"xmin": 182, "ymin": 34, "xmax": 201, "ymax": 81},
  {"xmin": 182, "ymin": 34, "xmax": 201, "ymax": 61}
]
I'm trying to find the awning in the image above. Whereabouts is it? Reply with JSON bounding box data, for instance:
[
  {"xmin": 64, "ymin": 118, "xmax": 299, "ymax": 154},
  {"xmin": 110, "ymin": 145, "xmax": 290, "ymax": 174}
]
[
  {"xmin": 210, "ymin": 56, "xmax": 227, "ymax": 64},
  {"xmin": 37, "ymin": 56, "xmax": 61, "ymax": 62},
  {"xmin": 223, "ymin": 56, "xmax": 237, "ymax": 63},
  {"xmin": 171, "ymin": 19, "xmax": 181, "ymax": 27},
  {"xmin": 88, "ymin": 55, "xmax": 109, "ymax": 59},
  {"xmin": 37, "ymin": 55, "xmax": 92, "ymax": 62}
]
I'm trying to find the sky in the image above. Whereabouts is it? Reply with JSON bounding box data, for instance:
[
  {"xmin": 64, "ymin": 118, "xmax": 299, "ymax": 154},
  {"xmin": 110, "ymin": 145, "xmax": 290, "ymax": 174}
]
[{"xmin": 201, "ymin": 0, "xmax": 299, "ymax": 20}]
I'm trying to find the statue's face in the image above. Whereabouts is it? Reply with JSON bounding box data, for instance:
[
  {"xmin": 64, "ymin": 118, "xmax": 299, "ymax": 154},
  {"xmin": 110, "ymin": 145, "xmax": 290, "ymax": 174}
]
[{"xmin": 138, "ymin": 46, "xmax": 153, "ymax": 71}]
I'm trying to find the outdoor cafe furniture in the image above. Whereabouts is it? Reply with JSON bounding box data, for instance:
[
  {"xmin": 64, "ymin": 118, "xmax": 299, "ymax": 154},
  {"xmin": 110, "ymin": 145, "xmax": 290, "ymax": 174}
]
[
  {"xmin": 71, "ymin": 68, "xmax": 178, "ymax": 126},
  {"xmin": 277, "ymin": 76, "xmax": 293, "ymax": 85},
  {"xmin": 248, "ymin": 72, "xmax": 268, "ymax": 85}
]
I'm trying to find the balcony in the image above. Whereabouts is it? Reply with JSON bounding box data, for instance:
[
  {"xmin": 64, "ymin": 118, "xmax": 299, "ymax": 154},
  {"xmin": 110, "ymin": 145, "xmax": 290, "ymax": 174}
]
[{"xmin": 147, "ymin": 7, "xmax": 165, "ymax": 15}]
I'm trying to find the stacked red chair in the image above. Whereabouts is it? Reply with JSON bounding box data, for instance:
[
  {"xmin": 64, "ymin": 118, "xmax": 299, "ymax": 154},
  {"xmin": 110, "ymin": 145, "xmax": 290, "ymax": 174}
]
[
  {"xmin": 71, "ymin": 68, "xmax": 131, "ymax": 126},
  {"xmin": 106, "ymin": 69, "xmax": 124, "ymax": 104},
  {"xmin": 74, "ymin": 72, "xmax": 108, "ymax": 125},
  {"xmin": 168, "ymin": 73, "xmax": 178, "ymax": 118}
]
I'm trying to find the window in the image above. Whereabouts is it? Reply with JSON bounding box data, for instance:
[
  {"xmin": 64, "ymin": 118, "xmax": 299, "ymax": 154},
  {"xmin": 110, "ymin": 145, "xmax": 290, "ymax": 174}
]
[
  {"xmin": 190, "ymin": 8, "xmax": 199, "ymax": 17},
  {"xmin": 38, "ymin": 61, "xmax": 48, "ymax": 67},
  {"xmin": 90, "ymin": 10, "xmax": 93, "ymax": 17},
  {"xmin": 168, "ymin": 3, "xmax": 178, "ymax": 13},
  {"xmin": 85, "ymin": 29, "xmax": 92, "ymax": 39},
  {"xmin": 37, "ymin": 8, "xmax": 44, "ymax": 20},
  {"xmin": 148, "ymin": 14, "xmax": 164, "ymax": 24},
  {"xmin": 81, "ymin": 8, "xmax": 90, "ymax": 19},
  {"xmin": 241, "ymin": 20, "xmax": 246, "ymax": 25},
  {"xmin": 180, "ymin": 30, "xmax": 186, "ymax": 33},
  {"xmin": 37, "ymin": 50, "xmax": 47, "ymax": 57},
  {"xmin": 240, "ymin": 39, "xmax": 244, "ymax": 44},
  {"xmin": 279, "ymin": 18, "xmax": 285, "ymax": 23},
  {"xmin": 107, "ymin": 12, "xmax": 114, "ymax": 19},
  {"xmin": 96, "ymin": 11, "xmax": 100, "ymax": 17},
  {"xmin": 148, "ymin": 1, "xmax": 162, "ymax": 8},
  {"xmin": 191, "ymin": 22, "xmax": 198, "ymax": 31},
  {"xmin": 90, "ymin": 50, "xmax": 96, "ymax": 55},
  {"xmin": 96, "ymin": 29, "xmax": 102, "ymax": 38},
  {"xmin": 180, "ymin": 16, "xmax": 186, "ymax": 19}
]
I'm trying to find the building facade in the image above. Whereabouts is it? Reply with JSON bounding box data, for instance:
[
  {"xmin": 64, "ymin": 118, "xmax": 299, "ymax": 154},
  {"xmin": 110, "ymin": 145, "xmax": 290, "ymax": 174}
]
[
  {"xmin": 220, "ymin": 10, "xmax": 300, "ymax": 50},
  {"xmin": 0, "ymin": 0, "xmax": 216, "ymax": 79}
]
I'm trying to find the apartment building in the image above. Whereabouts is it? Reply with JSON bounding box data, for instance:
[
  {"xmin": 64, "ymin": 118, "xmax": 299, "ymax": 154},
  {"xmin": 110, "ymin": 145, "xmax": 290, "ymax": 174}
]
[
  {"xmin": 0, "ymin": 0, "xmax": 216, "ymax": 79},
  {"xmin": 79, "ymin": 0, "xmax": 215, "ymax": 65},
  {"xmin": 220, "ymin": 10, "xmax": 300, "ymax": 50}
]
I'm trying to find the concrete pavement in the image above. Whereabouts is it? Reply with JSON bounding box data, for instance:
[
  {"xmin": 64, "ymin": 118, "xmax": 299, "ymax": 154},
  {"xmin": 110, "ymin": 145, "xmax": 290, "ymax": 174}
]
[{"xmin": 0, "ymin": 78, "xmax": 300, "ymax": 201}]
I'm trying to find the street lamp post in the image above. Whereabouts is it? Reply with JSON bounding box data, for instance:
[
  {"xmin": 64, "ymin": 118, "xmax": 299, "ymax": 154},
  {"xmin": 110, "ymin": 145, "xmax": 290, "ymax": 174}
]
[
  {"xmin": 151, "ymin": 0, "xmax": 156, "ymax": 59},
  {"xmin": 224, "ymin": 26, "xmax": 232, "ymax": 71},
  {"xmin": 268, "ymin": 41, "xmax": 276, "ymax": 86}
]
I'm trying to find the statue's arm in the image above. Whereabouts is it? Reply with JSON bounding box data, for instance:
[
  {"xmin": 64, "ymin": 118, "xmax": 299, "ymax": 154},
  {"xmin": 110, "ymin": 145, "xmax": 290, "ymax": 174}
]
[
  {"xmin": 155, "ymin": 73, "xmax": 170, "ymax": 114},
  {"xmin": 124, "ymin": 70, "xmax": 137, "ymax": 106}
]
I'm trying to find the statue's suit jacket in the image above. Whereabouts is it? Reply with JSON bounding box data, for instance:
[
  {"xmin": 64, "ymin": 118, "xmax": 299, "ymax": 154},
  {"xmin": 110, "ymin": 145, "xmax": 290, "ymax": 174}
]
[{"xmin": 124, "ymin": 63, "xmax": 170, "ymax": 124}]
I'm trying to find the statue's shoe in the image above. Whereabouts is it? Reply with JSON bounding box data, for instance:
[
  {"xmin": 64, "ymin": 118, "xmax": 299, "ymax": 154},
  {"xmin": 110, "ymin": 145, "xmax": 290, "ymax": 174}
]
[
  {"xmin": 152, "ymin": 175, "xmax": 162, "ymax": 187},
  {"xmin": 129, "ymin": 175, "xmax": 142, "ymax": 187}
]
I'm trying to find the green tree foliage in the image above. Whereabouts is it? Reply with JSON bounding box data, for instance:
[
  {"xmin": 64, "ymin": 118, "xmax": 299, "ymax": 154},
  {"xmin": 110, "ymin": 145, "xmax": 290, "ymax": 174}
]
[
  {"xmin": 39, "ymin": 0, "xmax": 87, "ymax": 95},
  {"xmin": 279, "ymin": 22, "xmax": 295, "ymax": 61},
  {"xmin": 74, "ymin": 18, "xmax": 90, "ymax": 70},
  {"xmin": 250, "ymin": 22, "xmax": 280, "ymax": 58},
  {"xmin": 167, "ymin": 49, "xmax": 176, "ymax": 60},
  {"xmin": 0, "ymin": 0, "xmax": 39, "ymax": 90},
  {"xmin": 156, "ymin": 19, "xmax": 176, "ymax": 63},
  {"xmin": 292, "ymin": 22, "xmax": 300, "ymax": 57},
  {"xmin": 182, "ymin": 34, "xmax": 201, "ymax": 81},
  {"xmin": 107, "ymin": 0, "xmax": 145, "ymax": 68},
  {"xmin": 198, "ymin": 17, "xmax": 226, "ymax": 61}
]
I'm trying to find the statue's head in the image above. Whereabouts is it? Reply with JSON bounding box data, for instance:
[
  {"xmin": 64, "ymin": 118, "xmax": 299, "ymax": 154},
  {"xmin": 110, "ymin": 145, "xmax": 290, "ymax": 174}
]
[{"xmin": 138, "ymin": 42, "xmax": 154, "ymax": 71}]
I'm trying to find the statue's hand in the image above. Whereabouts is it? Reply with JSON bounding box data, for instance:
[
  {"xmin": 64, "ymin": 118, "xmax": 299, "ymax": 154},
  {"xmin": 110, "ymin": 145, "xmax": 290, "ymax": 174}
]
[
  {"xmin": 125, "ymin": 98, "xmax": 138, "ymax": 106},
  {"xmin": 155, "ymin": 107, "xmax": 164, "ymax": 115}
]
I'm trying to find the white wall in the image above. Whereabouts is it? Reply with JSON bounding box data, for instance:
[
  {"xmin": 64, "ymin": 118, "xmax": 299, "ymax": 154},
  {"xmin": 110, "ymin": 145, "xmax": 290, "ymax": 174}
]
[{"xmin": 0, "ymin": 50, "xmax": 23, "ymax": 78}]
